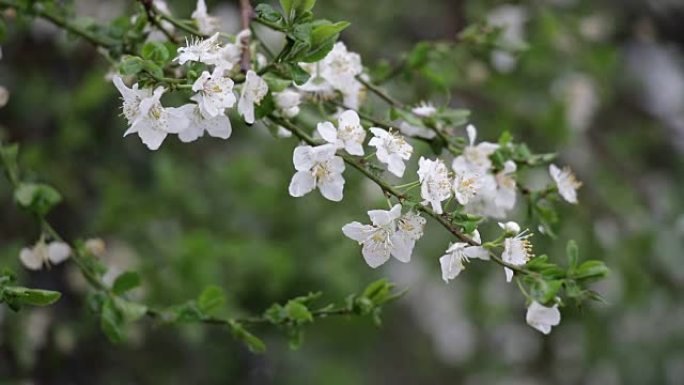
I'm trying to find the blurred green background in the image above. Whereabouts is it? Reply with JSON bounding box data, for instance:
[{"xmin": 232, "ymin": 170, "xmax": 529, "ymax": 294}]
[{"xmin": 1, "ymin": 0, "xmax": 684, "ymax": 384}]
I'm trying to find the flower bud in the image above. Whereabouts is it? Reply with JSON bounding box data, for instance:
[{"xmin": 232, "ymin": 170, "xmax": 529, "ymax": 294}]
[{"xmin": 498, "ymin": 221, "xmax": 521, "ymax": 235}]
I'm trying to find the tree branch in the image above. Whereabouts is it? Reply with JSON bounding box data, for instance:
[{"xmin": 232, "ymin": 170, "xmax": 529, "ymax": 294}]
[{"xmin": 239, "ymin": 0, "xmax": 255, "ymax": 73}]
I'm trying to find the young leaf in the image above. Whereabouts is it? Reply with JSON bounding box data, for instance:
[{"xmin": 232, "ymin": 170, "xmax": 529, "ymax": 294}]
[
  {"xmin": 14, "ymin": 182, "xmax": 62, "ymax": 216},
  {"xmin": 284, "ymin": 301, "xmax": 313, "ymax": 324},
  {"xmin": 574, "ymin": 260, "xmax": 609, "ymax": 281},
  {"xmin": 19, "ymin": 288, "xmax": 62, "ymax": 306},
  {"xmin": 100, "ymin": 298, "xmax": 125, "ymax": 343},
  {"xmin": 112, "ymin": 271, "xmax": 141, "ymax": 295},
  {"xmin": 197, "ymin": 285, "xmax": 226, "ymax": 315},
  {"xmin": 228, "ymin": 320, "xmax": 266, "ymax": 353}
]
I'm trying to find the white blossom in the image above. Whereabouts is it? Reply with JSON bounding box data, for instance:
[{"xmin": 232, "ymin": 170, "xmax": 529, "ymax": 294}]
[
  {"xmin": 453, "ymin": 124, "xmax": 499, "ymax": 174},
  {"xmin": 501, "ymin": 229, "xmax": 533, "ymax": 282},
  {"xmin": 368, "ymin": 128, "xmax": 412, "ymax": 177},
  {"xmin": 451, "ymin": 162, "xmax": 482, "ymax": 205},
  {"xmin": 297, "ymin": 42, "xmax": 364, "ymax": 108},
  {"xmin": 397, "ymin": 121, "xmax": 436, "ymax": 139},
  {"xmin": 412, "ymin": 101, "xmax": 437, "ymax": 118},
  {"xmin": 492, "ymin": 160, "xmax": 517, "ymax": 212},
  {"xmin": 20, "ymin": 241, "xmax": 71, "ymax": 271},
  {"xmin": 320, "ymin": 42, "xmax": 362, "ymax": 91},
  {"xmin": 238, "ymin": 70, "xmax": 268, "ymax": 124},
  {"xmin": 176, "ymin": 104, "xmax": 232, "ymax": 142},
  {"xmin": 439, "ymin": 230, "xmax": 489, "ymax": 282},
  {"xmin": 120, "ymin": 86, "xmax": 190, "ymax": 150},
  {"xmin": 192, "ymin": 0, "xmax": 219, "ymax": 35},
  {"xmin": 288, "ymin": 144, "xmax": 345, "ymax": 201},
  {"xmin": 526, "ymin": 301, "xmax": 561, "ymax": 334},
  {"xmin": 215, "ymin": 30, "xmax": 250, "ymax": 73},
  {"xmin": 342, "ymin": 205, "xmax": 425, "ymax": 268},
  {"xmin": 191, "ymin": 68, "xmax": 236, "ymax": 118},
  {"xmin": 176, "ymin": 32, "xmax": 222, "ymax": 65},
  {"xmin": 316, "ymin": 110, "xmax": 366, "ymax": 156},
  {"xmin": 273, "ymin": 89, "xmax": 301, "ymax": 119},
  {"xmin": 417, "ymin": 157, "xmax": 452, "ymax": 214},
  {"xmin": 112, "ymin": 75, "xmax": 151, "ymax": 125},
  {"xmin": 549, "ymin": 164, "xmax": 581, "ymax": 204}
]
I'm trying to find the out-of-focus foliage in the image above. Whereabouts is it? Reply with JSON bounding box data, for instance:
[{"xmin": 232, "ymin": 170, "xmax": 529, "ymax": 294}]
[{"xmin": 0, "ymin": 0, "xmax": 682, "ymax": 384}]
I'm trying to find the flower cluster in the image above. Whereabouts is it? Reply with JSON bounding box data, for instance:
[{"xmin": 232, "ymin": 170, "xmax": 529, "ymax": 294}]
[
  {"xmin": 114, "ymin": 29, "xmax": 270, "ymax": 150},
  {"xmin": 298, "ymin": 42, "xmax": 365, "ymax": 109}
]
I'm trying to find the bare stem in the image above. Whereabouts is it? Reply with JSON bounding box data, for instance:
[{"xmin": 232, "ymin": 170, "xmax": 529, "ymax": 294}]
[{"xmin": 239, "ymin": 0, "xmax": 255, "ymax": 73}]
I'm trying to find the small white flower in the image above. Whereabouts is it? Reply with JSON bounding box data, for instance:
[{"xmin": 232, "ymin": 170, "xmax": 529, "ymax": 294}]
[
  {"xmin": 498, "ymin": 221, "xmax": 521, "ymax": 235},
  {"xmin": 412, "ymin": 101, "xmax": 437, "ymax": 118},
  {"xmin": 526, "ymin": 301, "xmax": 561, "ymax": 334},
  {"xmin": 238, "ymin": 70, "xmax": 268, "ymax": 124},
  {"xmin": 176, "ymin": 32, "xmax": 222, "ymax": 65},
  {"xmin": 191, "ymin": 68, "xmax": 236, "ymax": 118},
  {"xmin": 288, "ymin": 144, "xmax": 345, "ymax": 201},
  {"xmin": 273, "ymin": 89, "xmax": 301, "ymax": 119},
  {"xmin": 417, "ymin": 157, "xmax": 452, "ymax": 214},
  {"xmin": 20, "ymin": 241, "xmax": 71, "ymax": 271},
  {"xmin": 439, "ymin": 230, "xmax": 489, "ymax": 282},
  {"xmin": 368, "ymin": 128, "xmax": 413, "ymax": 177},
  {"xmin": 214, "ymin": 30, "xmax": 250, "ymax": 73},
  {"xmin": 454, "ymin": 124, "xmax": 499, "ymax": 174},
  {"xmin": 192, "ymin": 0, "xmax": 219, "ymax": 35},
  {"xmin": 316, "ymin": 110, "xmax": 366, "ymax": 156},
  {"xmin": 549, "ymin": 164, "xmax": 581, "ymax": 204},
  {"xmin": 451, "ymin": 161, "xmax": 482, "ymax": 205},
  {"xmin": 176, "ymin": 104, "xmax": 232, "ymax": 143},
  {"xmin": 501, "ymin": 230, "xmax": 533, "ymax": 282},
  {"xmin": 493, "ymin": 160, "xmax": 517, "ymax": 211},
  {"xmin": 342, "ymin": 205, "xmax": 424, "ymax": 268},
  {"xmin": 320, "ymin": 42, "xmax": 362, "ymax": 90},
  {"xmin": 122, "ymin": 86, "xmax": 190, "ymax": 150},
  {"xmin": 297, "ymin": 42, "xmax": 364, "ymax": 107},
  {"xmin": 112, "ymin": 75, "xmax": 151, "ymax": 125},
  {"xmin": 397, "ymin": 121, "xmax": 436, "ymax": 139}
]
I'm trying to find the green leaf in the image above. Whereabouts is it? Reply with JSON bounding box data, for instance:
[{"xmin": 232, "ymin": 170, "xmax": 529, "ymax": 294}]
[
  {"xmin": 574, "ymin": 260, "xmax": 609, "ymax": 281},
  {"xmin": 284, "ymin": 301, "xmax": 313, "ymax": 324},
  {"xmin": 114, "ymin": 297, "xmax": 147, "ymax": 323},
  {"xmin": 566, "ymin": 240, "xmax": 579, "ymax": 269},
  {"xmin": 197, "ymin": 285, "xmax": 226, "ymax": 315},
  {"xmin": 310, "ymin": 21, "xmax": 349, "ymax": 45},
  {"xmin": 228, "ymin": 321, "xmax": 266, "ymax": 353},
  {"xmin": 280, "ymin": 0, "xmax": 316, "ymax": 21},
  {"xmin": 100, "ymin": 298, "xmax": 125, "ymax": 343},
  {"xmin": 531, "ymin": 279, "xmax": 562, "ymax": 304},
  {"xmin": 112, "ymin": 271, "xmax": 141, "ymax": 295},
  {"xmin": 255, "ymin": 4, "xmax": 284, "ymax": 24},
  {"xmin": 119, "ymin": 56, "xmax": 144, "ymax": 75},
  {"xmin": 20, "ymin": 288, "xmax": 62, "ymax": 306},
  {"xmin": 3, "ymin": 286, "xmax": 62, "ymax": 307},
  {"xmin": 262, "ymin": 73, "xmax": 292, "ymax": 92},
  {"xmin": 141, "ymin": 41, "xmax": 170, "ymax": 63},
  {"xmin": 287, "ymin": 63, "xmax": 311, "ymax": 85},
  {"xmin": 14, "ymin": 182, "xmax": 62, "ymax": 216}
]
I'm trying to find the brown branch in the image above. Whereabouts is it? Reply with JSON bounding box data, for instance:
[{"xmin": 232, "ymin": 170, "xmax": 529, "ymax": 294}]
[
  {"xmin": 239, "ymin": 0, "xmax": 254, "ymax": 73},
  {"xmin": 139, "ymin": 0, "xmax": 179, "ymax": 44}
]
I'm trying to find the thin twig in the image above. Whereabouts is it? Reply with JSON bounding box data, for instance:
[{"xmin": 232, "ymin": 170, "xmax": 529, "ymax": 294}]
[
  {"xmin": 138, "ymin": 0, "xmax": 179, "ymax": 44},
  {"xmin": 269, "ymin": 116, "xmax": 530, "ymax": 276},
  {"xmin": 239, "ymin": 0, "xmax": 255, "ymax": 73}
]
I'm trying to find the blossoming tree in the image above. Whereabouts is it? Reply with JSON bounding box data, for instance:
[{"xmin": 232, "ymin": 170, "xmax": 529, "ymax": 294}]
[{"xmin": 0, "ymin": 0, "xmax": 608, "ymax": 352}]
